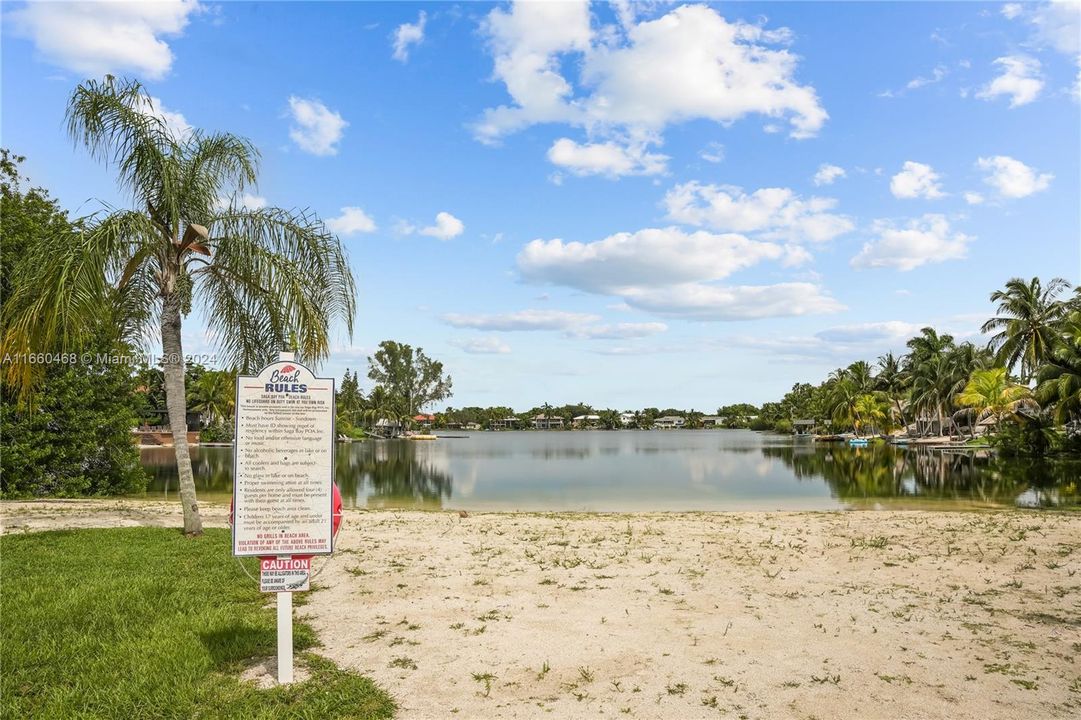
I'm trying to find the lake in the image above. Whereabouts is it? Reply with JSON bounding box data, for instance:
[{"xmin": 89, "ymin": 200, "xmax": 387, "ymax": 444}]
[{"xmin": 140, "ymin": 430, "xmax": 1080, "ymax": 511}]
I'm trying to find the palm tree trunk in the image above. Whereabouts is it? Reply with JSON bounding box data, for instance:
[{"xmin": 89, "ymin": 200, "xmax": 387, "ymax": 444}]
[{"xmin": 161, "ymin": 281, "xmax": 203, "ymax": 536}]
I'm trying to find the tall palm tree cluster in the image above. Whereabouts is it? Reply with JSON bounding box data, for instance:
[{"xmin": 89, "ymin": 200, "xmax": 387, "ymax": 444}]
[{"xmin": 767, "ymin": 277, "xmax": 1080, "ymax": 446}]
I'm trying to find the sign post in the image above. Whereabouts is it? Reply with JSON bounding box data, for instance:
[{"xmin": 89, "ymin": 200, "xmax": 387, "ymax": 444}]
[{"xmin": 233, "ymin": 351, "xmax": 336, "ymax": 684}]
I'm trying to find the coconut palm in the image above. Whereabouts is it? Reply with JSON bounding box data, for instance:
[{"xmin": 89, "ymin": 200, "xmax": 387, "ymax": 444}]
[
  {"xmin": 956, "ymin": 368, "xmax": 1036, "ymax": 426},
  {"xmin": 982, "ymin": 276, "xmax": 1072, "ymax": 381},
  {"xmin": 1035, "ymin": 312, "xmax": 1081, "ymax": 424},
  {"xmin": 189, "ymin": 369, "xmax": 237, "ymax": 426},
  {"xmin": 876, "ymin": 352, "xmax": 910, "ymax": 428},
  {"xmin": 1, "ymin": 77, "xmax": 355, "ymax": 534}
]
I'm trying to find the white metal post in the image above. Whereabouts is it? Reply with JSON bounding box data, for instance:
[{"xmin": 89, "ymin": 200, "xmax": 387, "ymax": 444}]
[
  {"xmin": 276, "ymin": 350, "xmax": 295, "ymax": 685},
  {"xmin": 277, "ymin": 576, "xmax": 294, "ymax": 684}
]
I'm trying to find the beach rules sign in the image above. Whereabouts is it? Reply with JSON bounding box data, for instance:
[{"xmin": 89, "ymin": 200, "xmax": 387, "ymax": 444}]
[{"xmin": 232, "ymin": 358, "xmax": 336, "ymax": 559}]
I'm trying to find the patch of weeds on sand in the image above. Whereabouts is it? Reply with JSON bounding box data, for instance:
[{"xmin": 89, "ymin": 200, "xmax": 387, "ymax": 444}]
[
  {"xmin": 810, "ymin": 674, "xmax": 841, "ymax": 685},
  {"xmin": 388, "ymin": 657, "xmax": 417, "ymax": 671},
  {"xmin": 666, "ymin": 682, "xmax": 688, "ymax": 696},
  {"xmin": 472, "ymin": 672, "xmax": 496, "ymax": 698},
  {"xmin": 536, "ymin": 661, "xmax": 550, "ymax": 680},
  {"xmin": 362, "ymin": 630, "xmax": 388, "ymax": 643},
  {"xmin": 876, "ymin": 673, "xmax": 912, "ymax": 685},
  {"xmin": 1011, "ymin": 678, "xmax": 1038, "ymax": 690}
]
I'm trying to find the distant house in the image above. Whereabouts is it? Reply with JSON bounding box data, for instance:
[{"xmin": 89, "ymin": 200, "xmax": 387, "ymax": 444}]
[
  {"xmin": 619, "ymin": 412, "xmax": 636, "ymax": 426},
  {"xmin": 464, "ymin": 422, "xmax": 482, "ymax": 431},
  {"xmin": 413, "ymin": 413, "xmax": 434, "ymax": 428},
  {"xmin": 654, "ymin": 415, "xmax": 685, "ymax": 429},
  {"xmin": 701, "ymin": 415, "xmax": 723, "ymax": 427},
  {"xmin": 794, "ymin": 419, "xmax": 817, "ymax": 435},
  {"xmin": 572, "ymin": 414, "xmax": 601, "ymax": 428},
  {"xmin": 490, "ymin": 417, "xmax": 518, "ymax": 430},
  {"xmin": 532, "ymin": 414, "xmax": 564, "ymax": 430}
]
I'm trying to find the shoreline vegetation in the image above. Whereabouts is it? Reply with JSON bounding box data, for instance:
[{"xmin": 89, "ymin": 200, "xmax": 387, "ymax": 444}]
[{"xmin": 3, "ymin": 502, "xmax": 1079, "ymax": 719}]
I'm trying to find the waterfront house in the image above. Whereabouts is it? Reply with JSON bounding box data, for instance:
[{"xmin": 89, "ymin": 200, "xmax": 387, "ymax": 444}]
[
  {"xmin": 572, "ymin": 414, "xmax": 601, "ymax": 428},
  {"xmin": 701, "ymin": 415, "xmax": 723, "ymax": 427},
  {"xmin": 490, "ymin": 417, "xmax": 518, "ymax": 430},
  {"xmin": 413, "ymin": 413, "xmax": 434, "ymax": 429},
  {"xmin": 532, "ymin": 414, "xmax": 564, "ymax": 430},
  {"xmin": 794, "ymin": 419, "xmax": 817, "ymax": 435},
  {"xmin": 654, "ymin": 415, "xmax": 686, "ymax": 429},
  {"xmin": 619, "ymin": 412, "xmax": 636, "ymax": 426}
]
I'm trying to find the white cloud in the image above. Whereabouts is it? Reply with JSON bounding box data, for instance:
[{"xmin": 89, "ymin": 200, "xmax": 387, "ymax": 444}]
[
  {"xmin": 727, "ymin": 320, "xmax": 925, "ymax": 362},
  {"xmin": 963, "ymin": 191, "xmax": 985, "ymax": 205},
  {"xmin": 547, "ymin": 137, "xmax": 668, "ymax": 177},
  {"xmin": 392, "ymin": 11, "xmax": 427, "ymax": 62},
  {"xmin": 812, "ymin": 163, "xmax": 846, "ymax": 186},
  {"xmin": 977, "ymin": 155, "xmax": 1054, "ymax": 198},
  {"xmin": 567, "ymin": 322, "xmax": 668, "ymax": 339},
  {"xmin": 889, "ymin": 161, "xmax": 945, "ymax": 199},
  {"xmin": 977, "ymin": 55, "xmax": 1044, "ymax": 107},
  {"xmin": 664, "ymin": 182, "xmax": 854, "ymax": 243},
  {"xmin": 851, "ymin": 214, "xmax": 971, "ymax": 271},
  {"xmin": 452, "ymin": 337, "xmax": 511, "ymax": 354},
  {"xmin": 815, "ymin": 321, "xmax": 925, "ymax": 344},
  {"xmin": 9, "ymin": 0, "xmax": 200, "ymax": 79},
  {"xmin": 287, "ymin": 96, "xmax": 348, "ymax": 156},
  {"xmin": 1029, "ymin": 0, "xmax": 1081, "ymax": 56},
  {"xmin": 619, "ymin": 282, "xmax": 845, "ymax": 320},
  {"xmin": 419, "ymin": 212, "xmax": 465, "ymax": 240},
  {"xmin": 475, "ymin": 3, "xmax": 827, "ymax": 169},
  {"xmin": 326, "ymin": 207, "xmax": 377, "ymax": 235},
  {"xmin": 442, "ymin": 309, "xmax": 600, "ymax": 332},
  {"xmin": 905, "ymin": 64, "xmax": 948, "ymax": 90},
  {"xmin": 215, "ymin": 193, "xmax": 267, "ymax": 212},
  {"xmin": 140, "ymin": 95, "xmax": 192, "ymax": 139},
  {"xmin": 518, "ymin": 227, "xmax": 784, "ymax": 293},
  {"xmin": 699, "ymin": 142, "xmax": 725, "ymax": 164},
  {"xmin": 1002, "ymin": 3, "xmax": 1024, "ymax": 20}
]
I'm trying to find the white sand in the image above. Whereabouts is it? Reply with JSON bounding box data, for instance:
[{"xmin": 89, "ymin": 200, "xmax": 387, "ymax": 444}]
[{"xmin": 3, "ymin": 501, "xmax": 1079, "ymax": 719}]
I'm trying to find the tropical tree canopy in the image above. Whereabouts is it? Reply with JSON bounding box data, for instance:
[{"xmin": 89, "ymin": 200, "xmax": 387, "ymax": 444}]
[
  {"xmin": 982, "ymin": 276, "xmax": 1072, "ymax": 381},
  {"xmin": 955, "ymin": 368, "xmax": 1035, "ymax": 422},
  {"xmin": 2, "ymin": 77, "xmax": 356, "ymax": 534}
]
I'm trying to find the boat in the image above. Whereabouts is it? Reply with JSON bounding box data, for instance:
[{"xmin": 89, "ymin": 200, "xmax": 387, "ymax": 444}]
[
  {"xmin": 406, "ymin": 434, "xmax": 438, "ymax": 441},
  {"xmin": 847, "ymin": 437, "xmax": 870, "ymax": 446}
]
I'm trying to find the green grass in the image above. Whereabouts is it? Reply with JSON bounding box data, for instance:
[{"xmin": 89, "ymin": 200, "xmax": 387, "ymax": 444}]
[{"xmin": 1, "ymin": 527, "xmax": 395, "ymax": 719}]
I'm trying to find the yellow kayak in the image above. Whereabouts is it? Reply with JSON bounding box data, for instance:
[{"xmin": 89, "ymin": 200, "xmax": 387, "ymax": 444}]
[{"xmin": 406, "ymin": 434, "xmax": 438, "ymax": 440}]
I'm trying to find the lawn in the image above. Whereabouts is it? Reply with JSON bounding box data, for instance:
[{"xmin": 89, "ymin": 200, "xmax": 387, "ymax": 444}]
[{"xmin": 1, "ymin": 527, "xmax": 395, "ymax": 719}]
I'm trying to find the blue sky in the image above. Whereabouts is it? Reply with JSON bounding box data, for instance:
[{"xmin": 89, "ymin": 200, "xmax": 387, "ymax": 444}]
[{"xmin": 3, "ymin": 1, "xmax": 1079, "ymax": 411}]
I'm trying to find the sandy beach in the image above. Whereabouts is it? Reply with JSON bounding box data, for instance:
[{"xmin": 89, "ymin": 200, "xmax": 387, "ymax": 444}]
[{"xmin": 3, "ymin": 501, "xmax": 1079, "ymax": 719}]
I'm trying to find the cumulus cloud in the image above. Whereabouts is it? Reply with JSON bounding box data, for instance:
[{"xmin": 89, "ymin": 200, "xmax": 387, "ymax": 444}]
[
  {"xmin": 812, "ymin": 164, "xmax": 845, "ymax": 186},
  {"xmin": 287, "ymin": 96, "xmax": 348, "ymax": 156},
  {"xmin": 518, "ymin": 227, "xmax": 784, "ymax": 293},
  {"xmin": 889, "ymin": 161, "xmax": 945, "ymax": 199},
  {"xmin": 963, "ymin": 191, "xmax": 985, "ymax": 205},
  {"xmin": 326, "ymin": 207, "xmax": 377, "ymax": 235},
  {"xmin": 851, "ymin": 214, "xmax": 971, "ymax": 271},
  {"xmin": 977, "ymin": 155, "xmax": 1054, "ymax": 198},
  {"xmin": 976, "ymin": 55, "xmax": 1044, "ymax": 107},
  {"xmin": 618, "ymin": 282, "xmax": 845, "ymax": 320},
  {"xmin": 451, "ymin": 337, "xmax": 511, "ymax": 354},
  {"xmin": 727, "ymin": 320, "xmax": 925, "ymax": 362},
  {"xmin": 547, "ymin": 137, "xmax": 668, "ymax": 177},
  {"xmin": 419, "ymin": 212, "xmax": 465, "ymax": 240},
  {"xmin": 442, "ymin": 310, "xmax": 600, "ymax": 332},
  {"xmin": 9, "ymin": 0, "xmax": 200, "ymax": 79},
  {"xmin": 392, "ymin": 11, "xmax": 427, "ymax": 62},
  {"xmin": 664, "ymin": 182, "xmax": 854, "ymax": 243},
  {"xmin": 476, "ymin": 2, "xmax": 827, "ymax": 172}
]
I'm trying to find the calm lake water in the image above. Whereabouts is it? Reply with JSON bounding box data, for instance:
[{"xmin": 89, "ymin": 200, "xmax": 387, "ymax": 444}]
[{"xmin": 140, "ymin": 430, "xmax": 1080, "ymax": 511}]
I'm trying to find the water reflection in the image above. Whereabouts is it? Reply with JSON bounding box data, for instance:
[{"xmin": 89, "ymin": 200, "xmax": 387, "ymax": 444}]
[{"xmin": 142, "ymin": 431, "xmax": 1081, "ymax": 511}]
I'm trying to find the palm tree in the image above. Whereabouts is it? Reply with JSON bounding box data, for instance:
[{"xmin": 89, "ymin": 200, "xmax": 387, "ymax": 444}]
[
  {"xmin": 2, "ymin": 78, "xmax": 355, "ymax": 534},
  {"xmin": 876, "ymin": 352, "xmax": 910, "ymax": 428},
  {"xmin": 190, "ymin": 369, "xmax": 236, "ymax": 426},
  {"xmin": 1035, "ymin": 312, "xmax": 1081, "ymax": 424},
  {"xmin": 982, "ymin": 276, "xmax": 1072, "ymax": 382},
  {"xmin": 956, "ymin": 368, "xmax": 1036, "ymax": 426}
]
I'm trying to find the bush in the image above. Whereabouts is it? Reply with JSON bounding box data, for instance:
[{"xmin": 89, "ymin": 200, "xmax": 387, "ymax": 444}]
[
  {"xmin": 1, "ymin": 344, "xmax": 147, "ymax": 497},
  {"xmin": 773, "ymin": 419, "xmax": 793, "ymax": 434},
  {"xmin": 199, "ymin": 421, "xmax": 234, "ymax": 444},
  {"xmin": 990, "ymin": 413, "xmax": 1061, "ymax": 457}
]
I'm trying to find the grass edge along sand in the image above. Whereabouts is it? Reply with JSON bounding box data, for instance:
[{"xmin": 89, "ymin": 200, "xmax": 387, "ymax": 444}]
[{"xmin": 1, "ymin": 527, "xmax": 395, "ymax": 720}]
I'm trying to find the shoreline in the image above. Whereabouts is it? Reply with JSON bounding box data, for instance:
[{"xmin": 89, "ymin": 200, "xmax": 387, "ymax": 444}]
[{"xmin": 3, "ymin": 500, "xmax": 1079, "ymax": 718}]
